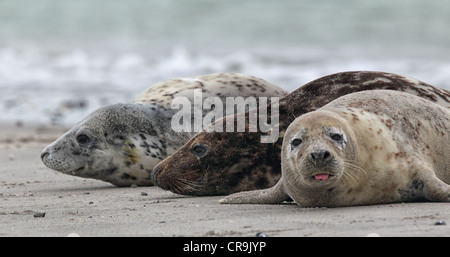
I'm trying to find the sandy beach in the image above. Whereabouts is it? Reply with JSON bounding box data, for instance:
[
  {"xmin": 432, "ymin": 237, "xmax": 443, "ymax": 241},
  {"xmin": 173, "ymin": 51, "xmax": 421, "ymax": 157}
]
[{"xmin": 0, "ymin": 124, "xmax": 448, "ymax": 237}]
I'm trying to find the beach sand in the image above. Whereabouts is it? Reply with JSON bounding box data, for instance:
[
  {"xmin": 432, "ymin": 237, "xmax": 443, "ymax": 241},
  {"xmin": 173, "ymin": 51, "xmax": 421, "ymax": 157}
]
[{"xmin": 0, "ymin": 124, "xmax": 448, "ymax": 237}]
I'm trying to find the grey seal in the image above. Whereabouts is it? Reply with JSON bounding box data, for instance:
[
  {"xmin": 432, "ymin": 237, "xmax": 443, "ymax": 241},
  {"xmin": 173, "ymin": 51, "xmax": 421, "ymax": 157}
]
[
  {"xmin": 220, "ymin": 90, "xmax": 450, "ymax": 207},
  {"xmin": 41, "ymin": 73, "xmax": 288, "ymax": 186}
]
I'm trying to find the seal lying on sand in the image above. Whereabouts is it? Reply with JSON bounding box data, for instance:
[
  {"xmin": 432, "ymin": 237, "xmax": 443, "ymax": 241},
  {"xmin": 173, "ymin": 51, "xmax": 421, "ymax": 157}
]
[
  {"xmin": 220, "ymin": 90, "xmax": 450, "ymax": 206},
  {"xmin": 152, "ymin": 71, "xmax": 450, "ymax": 196},
  {"xmin": 41, "ymin": 73, "xmax": 287, "ymax": 186}
]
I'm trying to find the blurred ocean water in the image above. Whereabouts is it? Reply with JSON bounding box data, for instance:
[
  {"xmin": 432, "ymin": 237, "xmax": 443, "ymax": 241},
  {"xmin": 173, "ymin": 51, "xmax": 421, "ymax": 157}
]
[{"xmin": 0, "ymin": 0, "xmax": 449, "ymax": 127}]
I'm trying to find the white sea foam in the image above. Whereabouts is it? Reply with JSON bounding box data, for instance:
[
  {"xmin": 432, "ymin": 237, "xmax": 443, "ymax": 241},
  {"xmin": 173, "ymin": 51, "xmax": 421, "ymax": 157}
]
[{"xmin": 0, "ymin": 44, "xmax": 449, "ymax": 127}]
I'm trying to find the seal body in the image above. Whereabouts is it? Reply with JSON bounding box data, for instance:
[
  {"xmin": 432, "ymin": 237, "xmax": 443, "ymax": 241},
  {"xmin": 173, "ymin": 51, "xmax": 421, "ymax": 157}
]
[
  {"xmin": 41, "ymin": 73, "xmax": 288, "ymax": 186},
  {"xmin": 152, "ymin": 71, "xmax": 450, "ymax": 196},
  {"xmin": 220, "ymin": 90, "xmax": 450, "ymax": 207}
]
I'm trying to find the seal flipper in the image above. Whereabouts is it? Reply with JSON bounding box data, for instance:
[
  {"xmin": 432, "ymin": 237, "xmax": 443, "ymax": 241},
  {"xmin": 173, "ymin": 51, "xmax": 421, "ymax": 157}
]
[
  {"xmin": 420, "ymin": 171, "xmax": 450, "ymax": 202},
  {"xmin": 219, "ymin": 179, "xmax": 289, "ymax": 204},
  {"xmin": 402, "ymin": 165, "xmax": 450, "ymax": 202}
]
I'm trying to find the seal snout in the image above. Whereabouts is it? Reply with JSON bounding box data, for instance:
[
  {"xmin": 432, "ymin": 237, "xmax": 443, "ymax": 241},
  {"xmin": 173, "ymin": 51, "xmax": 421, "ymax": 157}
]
[
  {"xmin": 151, "ymin": 164, "xmax": 175, "ymax": 192},
  {"xmin": 151, "ymin": 164, "xmax": 163, "ymax": 186},
  {"xmin": 305, "ymin": 148, "xmax": 338, "ymax": 182},
  {"xmin": 310, "ymin": 149, "xmax": 332, "ymax": 167},
  {"xmin": 41, "ymin": 151, "xmax": 49, "ymax": 161}
]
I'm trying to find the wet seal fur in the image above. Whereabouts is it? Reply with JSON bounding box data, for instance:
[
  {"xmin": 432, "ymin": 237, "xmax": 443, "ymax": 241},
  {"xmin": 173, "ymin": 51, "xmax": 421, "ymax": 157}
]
[
  {"xmin": 152, "ymin": 71, "xmax": 450, "ymax": 196},
  {"xmin": 41, "ymin": 73, "xmax": 287, "ymax": 186},
  {"xmin": 220, "ymin": 90, "xmax": 450, "ymax": 207}
]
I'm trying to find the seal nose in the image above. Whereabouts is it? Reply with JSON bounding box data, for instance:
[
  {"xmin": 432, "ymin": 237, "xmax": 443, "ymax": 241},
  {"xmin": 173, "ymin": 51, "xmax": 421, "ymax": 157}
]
[
  {"xmin": 310, "ymin": 150, "xmax": 331, "ymax": 166},
  {"xmin": 41, "ymin": 151, "xmax": 49, "ymax": 161},
  {"xmin": 151, "ymin": 164, "xmax": 163, "ymax": 185}
]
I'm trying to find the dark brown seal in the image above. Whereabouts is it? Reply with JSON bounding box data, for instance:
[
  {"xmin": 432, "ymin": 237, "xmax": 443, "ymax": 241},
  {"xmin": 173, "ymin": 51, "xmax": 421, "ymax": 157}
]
[{"xmin": 152, "ymin": 71, "xmax": 450, "ymax": 196}]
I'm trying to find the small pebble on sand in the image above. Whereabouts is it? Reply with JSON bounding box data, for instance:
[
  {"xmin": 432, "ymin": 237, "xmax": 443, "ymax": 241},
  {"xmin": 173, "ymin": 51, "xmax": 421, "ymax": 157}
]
[{"xmin": 33, "ymin": 212, "xmax": 46, "ymax": 218}]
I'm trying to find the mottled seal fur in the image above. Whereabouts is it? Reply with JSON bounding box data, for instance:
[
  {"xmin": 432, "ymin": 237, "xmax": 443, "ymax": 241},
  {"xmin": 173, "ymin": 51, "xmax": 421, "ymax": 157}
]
[
  {"xmin": 41, "ymin": 73, "xmax": 287, "ymax": 186},
  {"xmin": 220, "ymin": 90, "xmax": 450, "ymax": 207},
  {"xmin": 152, "ymin": 71, "xmax": 450, "ymax": 196}
]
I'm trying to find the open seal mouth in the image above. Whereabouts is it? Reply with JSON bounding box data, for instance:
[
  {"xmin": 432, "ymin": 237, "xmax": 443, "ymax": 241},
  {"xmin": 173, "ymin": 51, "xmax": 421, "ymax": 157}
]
[{"xmin": 310, "ymin": 173, "xmax": 335, "ymax": 181}]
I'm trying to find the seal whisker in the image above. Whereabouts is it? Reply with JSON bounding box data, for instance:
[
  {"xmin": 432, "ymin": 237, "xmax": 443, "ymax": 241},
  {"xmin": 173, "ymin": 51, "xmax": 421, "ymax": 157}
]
[
  {"xmin": 170, "ymin": 176, "xmax": 205, "ymax": 194},
  {"xmin": 171, "ymin": 180, "xmax": 189, "ymax": 194},
  {"xmin": 343, "ymin": 161, "xmax": 368, "ymax": 178},
  {"xmin": 179, "ymin": 169, "xmax": 201, "ymax": 177},
  {"xmin": 285, "ymin": 172, "xmax": 306, "ymax": 187},
  {"xmin": 341, "ymin": 167, "xmax": 359, "ymax": 187},
  {"xmin": 177, "ymin": 177, "xmax": 203, "ymax": 189},
  {"xmin": 342, "ymin": 161, "xmax": 359, "ymax": 186},
  {"xmin": 171, "ymin": 180, "xmax": 195, "ymax": 194}
]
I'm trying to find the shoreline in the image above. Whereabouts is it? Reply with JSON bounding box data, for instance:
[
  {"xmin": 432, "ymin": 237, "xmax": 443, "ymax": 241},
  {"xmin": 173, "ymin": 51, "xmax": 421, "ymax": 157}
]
[{"xmin": 0, "ymin": 124, "xmax": 448, "ymax": 236}]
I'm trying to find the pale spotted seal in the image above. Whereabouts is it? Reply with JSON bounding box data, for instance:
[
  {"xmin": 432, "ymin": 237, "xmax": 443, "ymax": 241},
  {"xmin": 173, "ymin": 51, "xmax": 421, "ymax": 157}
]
[
  {"xmin": 152, "ymin": 71, "xmax": 450, "ymax": 196},
  {"xmin": 41, "ymin": 73, "xmax": 288, "ymax": 186},
  {"xmin": 220, "ymin": 90, "xmax": 450, "ymax": 206}
]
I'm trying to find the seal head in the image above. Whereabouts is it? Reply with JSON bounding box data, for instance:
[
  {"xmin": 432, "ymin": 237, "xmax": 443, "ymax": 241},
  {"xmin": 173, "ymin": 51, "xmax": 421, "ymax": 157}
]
[
  {"xmin": 152, "ymin": 111, "xmax": 282, "ymax": 195},
  {"xmin": 284, "ymin": 110, "xmax": 358, "ymax": 190},
  {"xmin": 282, "ymin": 110, "xmax": 362, "ymax": 206},
  {"xmin": 41, "ymin": 103, "xmax": 179, "ymax": 186}
]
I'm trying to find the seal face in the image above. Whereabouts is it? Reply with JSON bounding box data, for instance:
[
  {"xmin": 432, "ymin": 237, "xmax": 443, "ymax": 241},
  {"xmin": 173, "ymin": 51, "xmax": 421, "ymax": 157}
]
[
  {"xmin": 153, "ymin": 71, "xmax": 450, "ymax": 196},
  {"xmin": 41, "ymin": 103, "xmax": 172, "ymax": 186},
  {"xmin": 285, "ymin": 111, "xmax": 352, "ymax": 189},
  {"xmin": 282, "ymin": 110, "xmax": 361, "ymax": 206},
  {"xmin": 221, "ymin": 90, "xmax": 450, "ymax": 207},
  {"xmin": 41, "ymin": 73, "xmax": 288, "ymax": 186}
]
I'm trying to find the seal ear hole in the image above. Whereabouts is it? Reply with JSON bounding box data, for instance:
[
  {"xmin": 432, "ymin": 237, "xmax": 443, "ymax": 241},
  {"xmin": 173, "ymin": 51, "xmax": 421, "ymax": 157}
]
[
  {"xmin": 191, "ymin": 144, "xmax": 208, "ymax": 158},
  {"xmin": 76, "ymin": 134, "xmax": 92, "ymax": 146}
]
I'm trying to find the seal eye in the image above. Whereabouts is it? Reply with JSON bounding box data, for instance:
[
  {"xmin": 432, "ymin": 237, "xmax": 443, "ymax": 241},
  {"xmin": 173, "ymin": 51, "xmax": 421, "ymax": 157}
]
[
  {"xmin": 291, "ymin": 138, "xmax": 303, "ymax": 147},
  {"xmin": 191, "ymin": 144, "xmax": 208, "ymax": 158},
  {"xmin": 76, "ymin": 134, "xmax": 91, "ymax": 146},
  {"xmin": 330, "ymin": 133, "xmax": 343, "ymax": 142}
]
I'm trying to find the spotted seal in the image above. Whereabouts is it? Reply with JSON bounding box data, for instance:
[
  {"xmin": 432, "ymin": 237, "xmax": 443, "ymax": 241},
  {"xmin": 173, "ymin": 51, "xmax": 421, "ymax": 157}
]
[
  {"xmin": 220, "ymin": 90, "xmax": 450, "ymax": 206},
  {"xmin": 152, "ymin": 71, "xmax": 450, "ymax": 196},
  {"xmin": 40, "ymin": 73, "xmax": 288, "ymax": 186}
]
